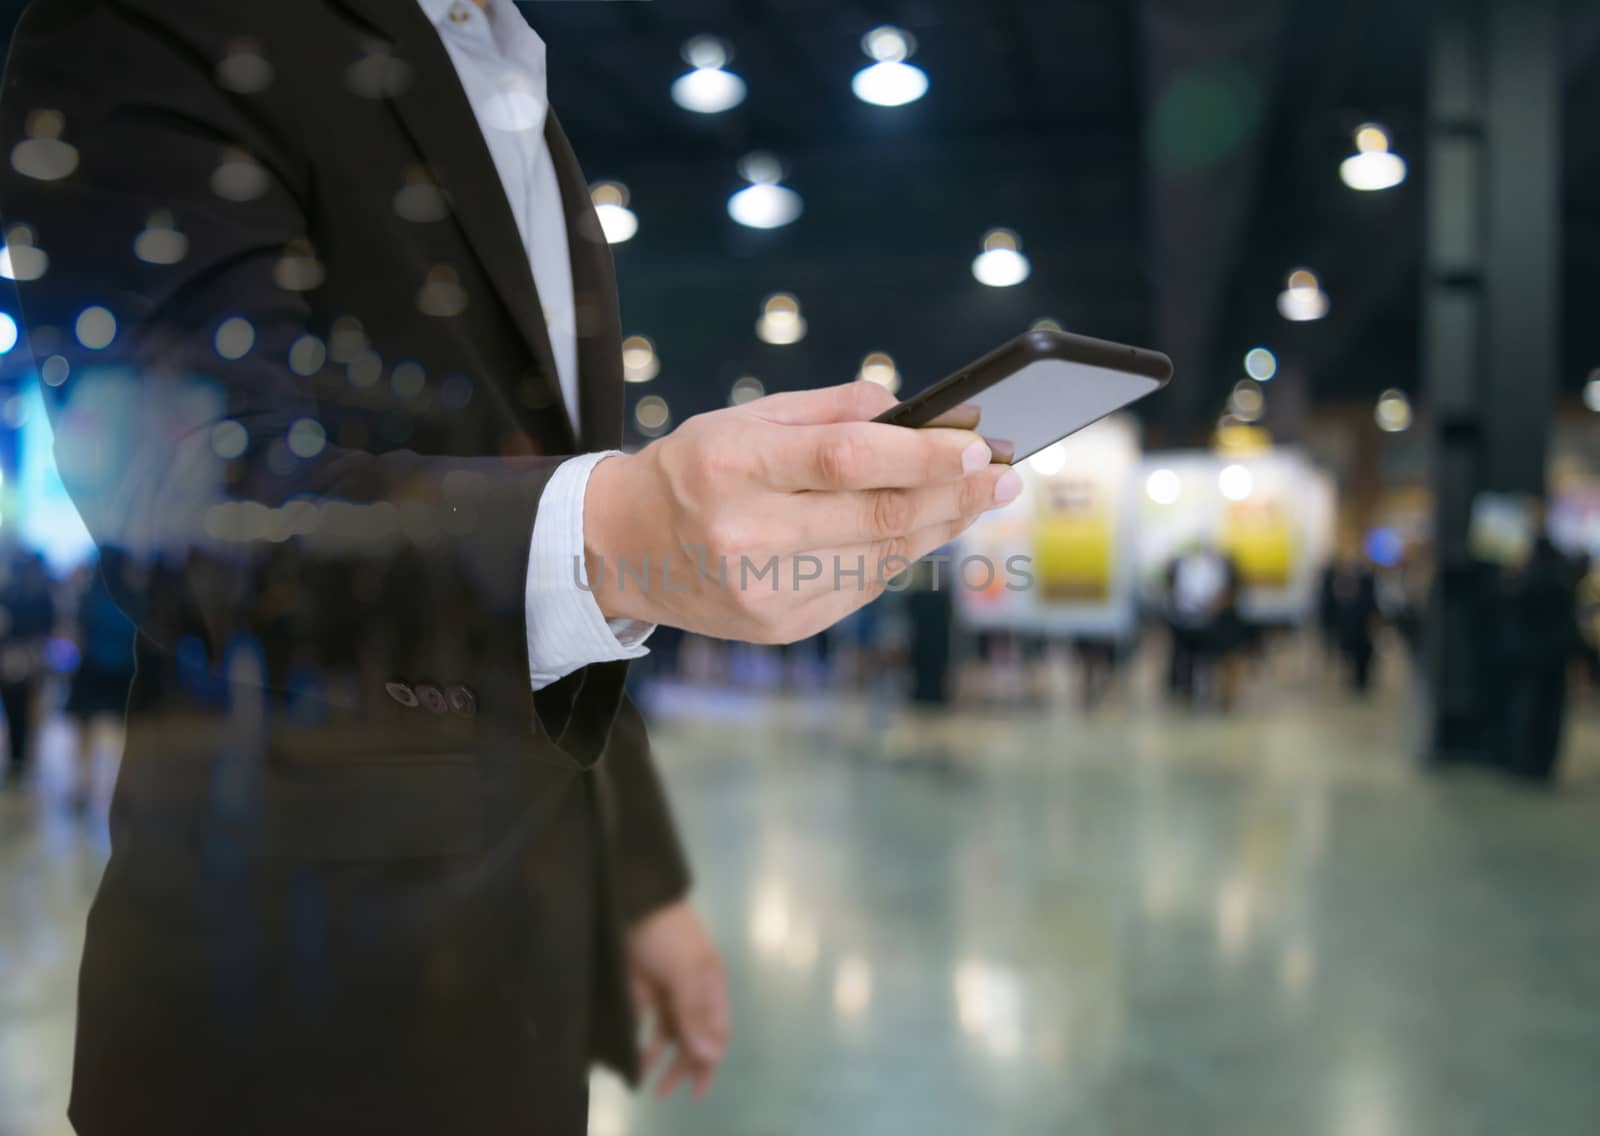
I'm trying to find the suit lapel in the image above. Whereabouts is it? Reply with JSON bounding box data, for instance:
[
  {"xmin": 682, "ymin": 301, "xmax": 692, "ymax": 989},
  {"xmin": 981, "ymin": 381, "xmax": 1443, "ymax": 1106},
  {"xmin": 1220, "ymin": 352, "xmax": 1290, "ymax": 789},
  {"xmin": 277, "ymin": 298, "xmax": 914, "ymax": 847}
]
[
  {"xmin": 331, "ymin": 0, "xmax": 565, "ymax": 422},
  {"xmin": 546, "ymin": 112, "xmax": 624, "ymax": 452}
]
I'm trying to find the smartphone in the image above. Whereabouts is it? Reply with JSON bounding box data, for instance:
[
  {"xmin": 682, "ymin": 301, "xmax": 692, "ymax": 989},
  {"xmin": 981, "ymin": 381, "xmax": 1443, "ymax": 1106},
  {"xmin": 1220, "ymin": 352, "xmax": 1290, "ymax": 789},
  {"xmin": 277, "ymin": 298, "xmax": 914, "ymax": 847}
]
[{"xmin": 872, "ymin": 329, "xmax": 1173, "ymax": 462}]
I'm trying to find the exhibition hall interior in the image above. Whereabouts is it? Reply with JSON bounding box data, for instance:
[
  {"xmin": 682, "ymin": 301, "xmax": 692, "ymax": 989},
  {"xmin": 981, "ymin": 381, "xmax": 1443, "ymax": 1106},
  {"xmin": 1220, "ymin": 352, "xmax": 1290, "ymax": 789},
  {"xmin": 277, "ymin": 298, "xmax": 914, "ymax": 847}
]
[{"xmin": 3, "ymin": 0, "xmax": 1600, "ymax": 1133}]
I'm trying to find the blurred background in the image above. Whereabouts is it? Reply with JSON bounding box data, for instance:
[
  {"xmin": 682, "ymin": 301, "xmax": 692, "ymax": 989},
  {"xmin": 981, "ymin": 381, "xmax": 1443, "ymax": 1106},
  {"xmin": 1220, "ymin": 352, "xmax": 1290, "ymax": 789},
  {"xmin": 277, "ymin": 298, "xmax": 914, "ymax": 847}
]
[{"xmin": 4, "ymin": 0, "xmax": 1600, "ymax": 1133}]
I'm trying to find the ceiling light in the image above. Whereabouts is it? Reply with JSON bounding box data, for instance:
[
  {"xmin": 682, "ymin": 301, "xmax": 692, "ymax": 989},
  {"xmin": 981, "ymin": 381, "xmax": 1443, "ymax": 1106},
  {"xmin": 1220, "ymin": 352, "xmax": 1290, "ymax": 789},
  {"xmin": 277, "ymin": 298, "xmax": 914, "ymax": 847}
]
[
  {"xmin": 0, "ymin": 225, "xmax": 48, "ymax": 282},
  {"xmin": 972, "ymin": 228, "xmax": 1030, "ymax": 288},
  {"xmin": 1244, "ymin": 346, "xmax": 1277, "ymax": 381},
  {"xmin": 75, "ymin": 305, "xmax": 116, "ymax": 350},
  {"xmin": 287, "ymin": 418, "xmax": 327, "ymax": 459},
  {"xmin": 858, "ymin": 351, "xmax": 900, "ymax": 393},
  {"xmin": 1146, "ymin": 468, "xmax": 1181, "ymax": 505},
  {"xmin": 10, "ymin": 108, "xmax": 78, "ymax": 182},
  {"xmin": 1340, "ymin": 123, "xmax": 1407, "ymax": 191},
  {"xmin": 212, "ymin": 147, "xmax": 270, "ymax": 202},
  {"xmin": 0, "ymin": 312, "xmax": 17, "ymax": 355},
  {"xmin": 756, "ymin": 293, "xmax": 806, "ymax": 345},
  {"xmin": 1219, "ymin": 464, "xmax": 1253, "ymax": 501},
  {"xmin": 1229, "ymin": 379, "xmax": 1264, "ymax": 422},
  {"xmin": 1375, "ymin": 389, "xmax": 1412, "ymax": 433},
  {"xmin": 1027, "ymin": 442, "xmax": 1067, "ymax": 477},
  {"xmin": 852, "ymin": 26, "xmax": 928, "ymax": 107},
  {"xmin": 671, "ymin": 36, "xmax": 747, "ymax": 114},
  {"xmin": 211, "ymin": 420, "xmax": 249, "ymax": 460},
  {"xmin": 728, "ymin": 152, "xmax": 802, "ymax": 230},
  {"xmin": 634, "ymin": 394, "xmax": 671, "ymax": 437},
  {"xmin": 215, "ymin": 316, "xmax": 256, "ymax": 360},
  {"xmin": 217, "ymin": 39, "xmax": 274, "ymax": 95},
  {"xmin": 1277, "ymin": 268, "xmax": 1329, "ymax": 322},
  {"xmin": 589, "ymin": 181, "xmax": 638, "ymax": 244},
  {"xmin": 134, "ymin": 211, "xmax": 189, "ymax": 265},
  {"xmin": 622, "ymin": 334, "xmax": 658, "ymax": 382},
  {"xmin": 730, "ymin": 376, "xmax": 765, "ymax": 405},
  {"xmin": 288, "ymin": 335, "xmax": 327, "ymax": 377},
  {"xmin": 1585, "ymin": 371, "xmax": 1600, "ymax": 413}
]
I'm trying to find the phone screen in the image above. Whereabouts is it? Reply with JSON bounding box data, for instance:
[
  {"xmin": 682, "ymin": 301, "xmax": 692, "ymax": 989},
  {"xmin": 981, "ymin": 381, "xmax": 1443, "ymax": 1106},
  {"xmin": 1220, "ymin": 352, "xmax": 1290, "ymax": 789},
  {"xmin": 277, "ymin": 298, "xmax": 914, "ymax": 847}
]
[{"xmin": 965, "ymin": 358, "xmax": 1162, "ymax": 463}]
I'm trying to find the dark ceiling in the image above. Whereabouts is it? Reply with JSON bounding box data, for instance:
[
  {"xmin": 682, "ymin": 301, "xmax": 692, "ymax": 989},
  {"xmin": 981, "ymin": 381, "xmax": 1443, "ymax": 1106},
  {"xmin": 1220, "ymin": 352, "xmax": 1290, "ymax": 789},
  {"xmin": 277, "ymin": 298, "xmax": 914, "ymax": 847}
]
[
  {"xmin": 530, "ymin": 0, "xmax": 1600, "ymax": 442},
  {"xmin": 1, "ymin": 0, "xmax": 1596, "ymax": 443}
]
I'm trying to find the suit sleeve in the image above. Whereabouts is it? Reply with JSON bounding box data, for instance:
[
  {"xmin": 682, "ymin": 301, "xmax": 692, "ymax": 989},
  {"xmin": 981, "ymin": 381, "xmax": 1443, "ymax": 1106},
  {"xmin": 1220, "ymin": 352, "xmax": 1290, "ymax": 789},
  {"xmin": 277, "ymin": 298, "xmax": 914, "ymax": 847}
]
[
  {"xmin": 0, "ymin": 3, "xmax": 559, "ymax": 698},
  {"xmin": 603, "ymin": 692, "xmax": 692, "ymax": 923}
]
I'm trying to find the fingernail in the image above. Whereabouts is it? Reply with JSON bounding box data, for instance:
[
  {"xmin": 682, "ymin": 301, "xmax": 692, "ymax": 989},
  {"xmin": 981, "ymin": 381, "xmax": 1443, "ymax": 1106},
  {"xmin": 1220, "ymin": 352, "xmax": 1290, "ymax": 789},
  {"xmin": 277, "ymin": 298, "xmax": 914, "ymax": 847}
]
[
  {"xmin": 689, "ymin": 1035, "xmax": 721, "ymax": 1061},
  {"xmin": 994, "ymin": 470, "xmax": 1023, "ymax": 505},
  {"xmin": 962, "ymin": 440, "xmax": 992, "ymax": 474}
]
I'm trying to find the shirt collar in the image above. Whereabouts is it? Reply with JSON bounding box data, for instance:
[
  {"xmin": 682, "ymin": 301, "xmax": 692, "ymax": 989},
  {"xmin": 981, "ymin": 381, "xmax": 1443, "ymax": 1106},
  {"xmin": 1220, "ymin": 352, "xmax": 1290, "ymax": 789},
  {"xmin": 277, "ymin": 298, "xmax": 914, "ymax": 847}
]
[
  {"xmin": 416, "ymin": 0, "xmax": 547, "ymax": 57},
  {"xmin": 415, "ymin": 0, "xmax": 467, "ymax": 26}
]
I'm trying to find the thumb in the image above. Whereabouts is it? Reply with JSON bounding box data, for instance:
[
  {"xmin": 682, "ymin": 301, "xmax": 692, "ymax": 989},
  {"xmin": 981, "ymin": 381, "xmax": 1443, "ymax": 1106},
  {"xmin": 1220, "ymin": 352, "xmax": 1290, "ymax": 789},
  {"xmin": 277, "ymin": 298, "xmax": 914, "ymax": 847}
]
[{"xmin": 752, "ymin": 381, "xmax": 897, "ymax": 426}]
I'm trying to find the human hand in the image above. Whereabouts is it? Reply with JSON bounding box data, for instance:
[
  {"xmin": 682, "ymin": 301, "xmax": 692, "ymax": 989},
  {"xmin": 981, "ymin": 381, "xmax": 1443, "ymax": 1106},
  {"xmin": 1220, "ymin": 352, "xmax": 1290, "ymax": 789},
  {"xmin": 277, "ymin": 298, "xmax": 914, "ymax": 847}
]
[
  {"xmin": 584, "ymin": 381, "xmax": 1021, "ymax": 642},
  {"xmin": 627, "ymin": 900, "xmax": 729, "ymax": 1100}
]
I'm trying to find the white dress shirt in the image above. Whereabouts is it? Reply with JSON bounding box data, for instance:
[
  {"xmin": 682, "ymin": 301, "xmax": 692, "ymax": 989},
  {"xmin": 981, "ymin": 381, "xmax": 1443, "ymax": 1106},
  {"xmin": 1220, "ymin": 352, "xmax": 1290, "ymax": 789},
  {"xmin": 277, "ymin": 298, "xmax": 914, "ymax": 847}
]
[{"xmin": 419, "ymin": 0, "xmax": 651, "ymax": 689}]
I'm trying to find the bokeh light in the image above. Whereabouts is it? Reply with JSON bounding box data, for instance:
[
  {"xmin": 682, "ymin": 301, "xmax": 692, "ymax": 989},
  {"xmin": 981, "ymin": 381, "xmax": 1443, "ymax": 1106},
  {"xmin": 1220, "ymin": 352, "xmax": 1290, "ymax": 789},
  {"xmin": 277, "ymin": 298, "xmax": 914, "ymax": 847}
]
[
  {"xmin": 672, "ymin": 37, "xmax": 747, "ymax": 114},
  {"xmin": 853, "ymin": 27, "xmax": 929, "ymax": 107},
  {"xmin": 634, "ymin": 394, "xmax": 671, "ymax": 436},
  {"xmin": 972, "ymin": 229, "xmax": 1030, "ymax": 288},
  {"xmin": 1244, "ymin": 347, "xmax": 1277, "ymax": 381},
  {"xmin": 756, "ymin": 293, "xmax": 806, "ymax": 345},
  {"xmin": 589, "ymin": 181, "xmax": 638, "ymax": 244},
  {"xmin": 622, "ymin": 335, "xmax": 659, "ymax": 383},
  {"xmin": 1218, "ymin": 463, "xmax": 1253, "ymax": 500},
  {"xmin": 1146, "ymin": 468, "xmax": 1181, "ymax": 505},
  {"xmin": 1340, "ymin": 123, "xmax": 1407, "ymax": 191},
  {"xmin": 1375, "ymin": 389, "xmax": 1412, "ymax": 432}
]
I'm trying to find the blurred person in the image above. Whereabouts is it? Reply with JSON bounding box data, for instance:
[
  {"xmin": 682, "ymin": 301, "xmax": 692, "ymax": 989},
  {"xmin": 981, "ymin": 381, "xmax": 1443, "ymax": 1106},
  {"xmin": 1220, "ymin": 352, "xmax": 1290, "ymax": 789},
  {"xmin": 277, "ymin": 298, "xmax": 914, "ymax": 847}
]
[
  {"xmin": 0, "ymin": 2, "xmax": 1019, "ymax": 1132},
  {"xmin": 1577, "ymin": 555, "xmax": 1600, "ymax": 689},
  {"xmin": 1384, "ymin": 549, "xmax": 1431, "ymax": 665},
  {"xmin": 1164, "ymin": 543, "xmax": 1230, "ymax": 706},
  {"xmin": 1016, "ymin": 631, "xmax": 1054, "ymax": 703},
  {"xmin": 1331, "ymin": 556, "xmax": 1381, "ymax": 695},
  {"xmin": 1072, "ymin": 635, "xmax": 1119, "ymax": 710},
  {"xmin": 62, "ymin": 549, "xmax": 139, "ymax": 813},
  {"xmin": 1208, "ymin": 553, "xmax": 1248, "ymax": 711},
  {"xmin": 1317, "ymin": 561, "xmax": 1342, "ymax": 662},
  {"xmin": 906, "ymin": 557, "xmax": 954, "ymax": 708},
  {"xmin": 0, "ymin": 541, "xmax": 56, "ymax": 789},
  {"xmin": 1501, "ymin": 531, "xmax": 1580, "ymax": 784}
]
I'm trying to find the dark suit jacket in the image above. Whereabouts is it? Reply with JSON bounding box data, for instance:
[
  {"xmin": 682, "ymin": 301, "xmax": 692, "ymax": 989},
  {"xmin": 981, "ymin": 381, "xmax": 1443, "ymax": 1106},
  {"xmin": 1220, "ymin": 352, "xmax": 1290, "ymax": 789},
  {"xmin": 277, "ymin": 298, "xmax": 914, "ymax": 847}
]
[{"xmin": 0, "ymin": 1, "xmax": 690, "ymax": 1131}]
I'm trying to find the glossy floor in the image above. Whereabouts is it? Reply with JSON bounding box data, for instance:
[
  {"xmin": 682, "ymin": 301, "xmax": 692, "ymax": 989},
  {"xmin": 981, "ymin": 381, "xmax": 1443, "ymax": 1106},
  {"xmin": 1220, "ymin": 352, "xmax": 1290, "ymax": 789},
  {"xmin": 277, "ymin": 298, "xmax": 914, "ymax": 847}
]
[{"xmin": 4, "ymin": 646, "xmax": 1600, "ymax": 1136}]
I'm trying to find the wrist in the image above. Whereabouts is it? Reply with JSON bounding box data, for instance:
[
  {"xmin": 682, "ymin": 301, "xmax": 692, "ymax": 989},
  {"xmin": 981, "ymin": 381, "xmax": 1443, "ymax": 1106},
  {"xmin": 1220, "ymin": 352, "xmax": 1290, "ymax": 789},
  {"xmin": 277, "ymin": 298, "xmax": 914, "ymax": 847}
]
[{"xmin": 584, "ymin": 450, "xmax": 651, "ymax": 624}]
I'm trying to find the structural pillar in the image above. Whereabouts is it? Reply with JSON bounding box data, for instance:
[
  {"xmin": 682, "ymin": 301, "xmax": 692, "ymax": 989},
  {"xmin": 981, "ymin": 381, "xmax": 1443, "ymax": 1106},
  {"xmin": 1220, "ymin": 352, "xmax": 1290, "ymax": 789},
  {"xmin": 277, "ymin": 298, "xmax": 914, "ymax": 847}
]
[{"xmin": 1423, "ymin": 0, "xmax": 1563, "ymax": 765}]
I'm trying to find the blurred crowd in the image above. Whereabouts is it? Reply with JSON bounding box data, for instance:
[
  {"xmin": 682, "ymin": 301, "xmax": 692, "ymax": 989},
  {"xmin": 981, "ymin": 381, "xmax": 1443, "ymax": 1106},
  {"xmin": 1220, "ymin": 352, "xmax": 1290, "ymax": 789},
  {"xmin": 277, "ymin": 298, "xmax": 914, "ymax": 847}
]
[
  {"xmin": 3, "ymin": 526, "xmax": 1599, "ymax": 806},
  {"xmin": 1, "ymin": 541, "xmax": 136, "ymax": 808}
]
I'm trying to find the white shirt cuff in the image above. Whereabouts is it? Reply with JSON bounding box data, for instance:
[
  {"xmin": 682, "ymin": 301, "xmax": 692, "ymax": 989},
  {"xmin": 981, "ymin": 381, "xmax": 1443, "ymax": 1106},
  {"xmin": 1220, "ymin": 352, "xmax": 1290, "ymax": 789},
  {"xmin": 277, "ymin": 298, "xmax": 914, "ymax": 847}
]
[{"xmin": 526, "ymin": 451, "xmax": 653, "ymax": 690}]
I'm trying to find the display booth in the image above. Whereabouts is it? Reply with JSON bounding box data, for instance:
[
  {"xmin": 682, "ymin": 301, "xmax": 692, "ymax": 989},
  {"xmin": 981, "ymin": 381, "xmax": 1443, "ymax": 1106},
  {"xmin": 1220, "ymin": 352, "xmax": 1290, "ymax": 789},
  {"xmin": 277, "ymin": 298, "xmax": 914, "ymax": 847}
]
[
  {"xmin": 954, "ymin": 415, "xmax": 1142, "ymax": 638},
  {"xmin": 1134, "ymin": 448, "xmax": 1335, "ymax": 624}
]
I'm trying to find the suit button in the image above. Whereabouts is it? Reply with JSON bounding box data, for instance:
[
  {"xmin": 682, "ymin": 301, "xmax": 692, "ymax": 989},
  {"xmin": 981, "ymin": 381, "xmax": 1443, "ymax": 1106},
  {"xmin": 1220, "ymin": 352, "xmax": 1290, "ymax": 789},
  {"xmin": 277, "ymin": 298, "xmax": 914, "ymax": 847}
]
[
  {"xmin": 446, "ymin": 684, "xmax": 477, "ymax": 717},
  {"xmin": 415, "ymin": 683, "xmax": 448, "ymax": 715},
  {"xmin": 385, "ymin": 682, "xmax": 419, "ymax": 708}
]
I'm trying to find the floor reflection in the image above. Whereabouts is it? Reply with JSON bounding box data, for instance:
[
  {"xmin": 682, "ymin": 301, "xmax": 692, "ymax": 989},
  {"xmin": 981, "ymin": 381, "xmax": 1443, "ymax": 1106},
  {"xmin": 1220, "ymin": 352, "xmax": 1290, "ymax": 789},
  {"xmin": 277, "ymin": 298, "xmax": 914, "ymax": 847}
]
[{"xmin": 4, "ymin": 657, "xmax": 1600, "ymax": 1135}]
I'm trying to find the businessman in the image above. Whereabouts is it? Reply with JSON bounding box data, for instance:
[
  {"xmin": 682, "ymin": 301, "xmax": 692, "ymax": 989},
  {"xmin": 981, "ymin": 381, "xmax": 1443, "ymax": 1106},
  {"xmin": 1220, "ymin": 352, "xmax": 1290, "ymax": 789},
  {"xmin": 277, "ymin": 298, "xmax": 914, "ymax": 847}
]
[{"xmin": 0, "ymin": 0, "xmax": 1017, "ymax": 1132}]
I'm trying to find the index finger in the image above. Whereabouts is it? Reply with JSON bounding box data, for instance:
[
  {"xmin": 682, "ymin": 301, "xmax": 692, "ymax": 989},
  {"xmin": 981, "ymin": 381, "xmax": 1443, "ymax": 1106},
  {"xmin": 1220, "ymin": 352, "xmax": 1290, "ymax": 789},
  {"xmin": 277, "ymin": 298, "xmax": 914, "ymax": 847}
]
[
  {"xmin": 749, "ymin": 381, "xmax": 898, "ymax": 426},
  {"xmin": 766, "ymin": 421, "xmax": 992, "ymax": 492},
  {"xmin": 925, "ymin": 403, "xmax": 981, "ymax": 430}
]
